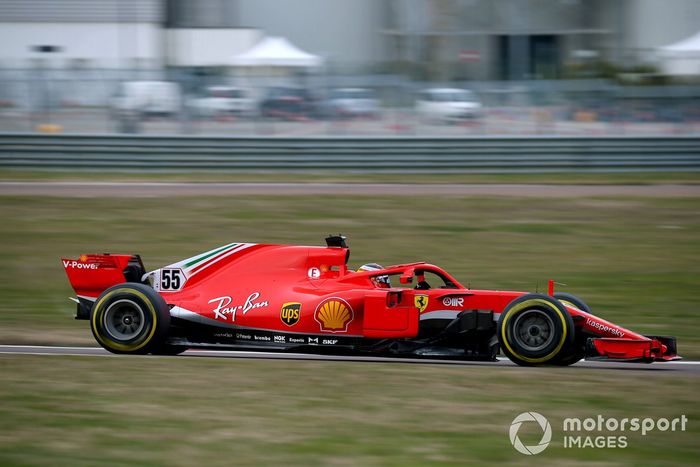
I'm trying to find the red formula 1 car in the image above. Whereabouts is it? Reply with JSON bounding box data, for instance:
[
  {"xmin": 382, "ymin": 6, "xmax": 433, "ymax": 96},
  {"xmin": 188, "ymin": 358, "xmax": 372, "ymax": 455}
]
[{"xmin": 62, "ymin": 236, "xmax": 678, "ymax": 365}]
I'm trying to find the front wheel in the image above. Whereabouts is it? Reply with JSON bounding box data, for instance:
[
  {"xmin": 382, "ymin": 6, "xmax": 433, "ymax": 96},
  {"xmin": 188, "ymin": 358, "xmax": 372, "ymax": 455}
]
[
  {"xmin": 552, "ymin": 292, "xmax": 591, "ymax": 366},
  {"xmin": 90, "ymin": 283, "xmax": 170, "ymax": 354},
  {"xmin": 498, "ymin": 294, "xmax": 574, "ymax": 366}
]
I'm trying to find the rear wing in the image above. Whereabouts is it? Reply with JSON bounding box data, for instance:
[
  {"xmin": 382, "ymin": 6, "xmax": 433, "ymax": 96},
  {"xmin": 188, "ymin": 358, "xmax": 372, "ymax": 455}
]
[{"xmin": 62, "ymin": 254, "xmax": 146, "ymax": 301}]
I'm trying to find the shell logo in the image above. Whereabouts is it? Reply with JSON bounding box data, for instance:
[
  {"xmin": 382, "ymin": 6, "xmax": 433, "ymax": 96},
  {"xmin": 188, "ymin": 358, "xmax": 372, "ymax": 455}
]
[{"xmin": 314, "ymin": 298, "xmax": 354, "ymax": 333}]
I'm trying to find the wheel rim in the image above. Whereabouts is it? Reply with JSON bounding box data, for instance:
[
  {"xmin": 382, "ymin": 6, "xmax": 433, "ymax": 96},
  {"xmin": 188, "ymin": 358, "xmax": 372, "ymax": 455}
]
[
  {"xmin": 512, "ymin": 309, "xmax": 555, "ymax": 352},
  {"xmin": 103, "ymin": 299, "xmax": 145, "ymax": 341}
]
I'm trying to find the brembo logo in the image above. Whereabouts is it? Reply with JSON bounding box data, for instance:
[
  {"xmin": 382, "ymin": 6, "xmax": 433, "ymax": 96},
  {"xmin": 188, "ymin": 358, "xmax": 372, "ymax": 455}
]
[
  {"xmin": 585, "ymin": 318, "xmax": 625, "ymax": 337},
  {"xmin": 63, "ymin": 260, "xmax": 98, "ymax": 270}
]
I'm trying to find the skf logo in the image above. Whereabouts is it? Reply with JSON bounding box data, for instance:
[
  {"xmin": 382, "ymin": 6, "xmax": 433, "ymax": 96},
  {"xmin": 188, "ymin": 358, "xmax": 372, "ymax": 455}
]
[
  {"xmin": 314, "ymin": 298, "xmax": 354, "ymax": 333},
  {"xmin": 280, "ymin": 302, "xmax": 301, "ymax": 326},
  {"xmin": 415, "ymin": 294, "xmax": 429, "ymax": 313}
]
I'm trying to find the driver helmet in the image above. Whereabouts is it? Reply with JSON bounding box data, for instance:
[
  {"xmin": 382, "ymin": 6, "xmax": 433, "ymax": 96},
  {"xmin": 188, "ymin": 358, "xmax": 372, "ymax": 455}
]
[{"xmin": 357, "ymin": 263, "xmax": 391, "ymax": 288}]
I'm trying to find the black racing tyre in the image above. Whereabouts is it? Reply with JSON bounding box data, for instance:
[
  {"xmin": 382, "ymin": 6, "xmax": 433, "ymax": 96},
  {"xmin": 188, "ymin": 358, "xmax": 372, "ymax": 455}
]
[
  {"xmin": 551, "ymin": 338, "xmax": 586, "ymax": 366},
  {"xmin": 498, "ymin": 293, "xmax": 575, "ymax": 366},
  {"xmin": 90, "ymin": 283, "xmax": 170, "ymax": 354},
  {"xmin": 553, "ymin": 292, "xmax": 592, "ymax": 313},
  {"xmin": 552, "ymin": 292, "xmax": 591, "ymax": 366}
]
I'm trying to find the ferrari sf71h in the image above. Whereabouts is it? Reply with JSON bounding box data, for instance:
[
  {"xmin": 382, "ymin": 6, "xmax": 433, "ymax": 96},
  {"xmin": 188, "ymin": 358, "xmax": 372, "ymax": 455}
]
[{"xmin": 62, "ymin": 236, "xmax": 678, "ymax": 365}]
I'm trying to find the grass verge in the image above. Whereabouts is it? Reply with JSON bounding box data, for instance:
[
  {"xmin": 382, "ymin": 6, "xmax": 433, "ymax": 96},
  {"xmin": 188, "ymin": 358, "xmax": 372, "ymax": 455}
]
[
  {"xmin": 1, "ymin": 188, "xmax": 698, "ymax": 465},
  {"xmin": 0, "ymin": 194, "xmax": 698, "ymax": 357},
  {"xmin": 0, "ymin": 355, "xmax": 697, "ymax": 466}
]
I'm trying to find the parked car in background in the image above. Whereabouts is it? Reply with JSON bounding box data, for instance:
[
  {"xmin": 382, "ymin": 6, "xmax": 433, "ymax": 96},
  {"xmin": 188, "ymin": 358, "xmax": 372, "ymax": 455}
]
[
  {"xmin": 415, "ymin": 88, "xmax": 482, "ymax": 123},
  {"xmin": 259, "ymin": 87, "xmax": 320, "ymax": 120},
  {"xmin": 187, "ymin": 86, "xmax": 255, "ymax": 118},
  {"xmin": 111, "ymin": 81, "xmax": 181, "ymax": 118},
  {"xmin": 111, "ymin": 81, "xmax": 181, "ymax": 133},
  {"xmin": 321, "ymin": 88, "xmax": 380, "ymax": 119}
]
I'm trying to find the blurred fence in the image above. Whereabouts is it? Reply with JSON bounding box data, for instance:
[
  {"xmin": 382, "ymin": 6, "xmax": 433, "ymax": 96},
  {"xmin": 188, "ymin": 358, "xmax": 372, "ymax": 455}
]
[
  {"xmin": 1, "ymin": 68, "xmax": 699, "ymax": 137},
  {"xmin": 1, "ymin": 133, "xmax": 698, "ymax": 172}
]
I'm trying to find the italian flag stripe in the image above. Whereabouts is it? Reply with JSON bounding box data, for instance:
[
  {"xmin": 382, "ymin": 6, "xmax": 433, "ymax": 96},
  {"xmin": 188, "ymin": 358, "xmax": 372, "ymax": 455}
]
[
  {"xmin": 189, "ymin": 244, "xmax": 248, "ymax": 275},
  {"xmin": 163, "ymin": 242, "xmax": 256, "ymax": 279},
  {"xmin": 184, "ymin": 243, "xmax": 238, "ymax": 269}
]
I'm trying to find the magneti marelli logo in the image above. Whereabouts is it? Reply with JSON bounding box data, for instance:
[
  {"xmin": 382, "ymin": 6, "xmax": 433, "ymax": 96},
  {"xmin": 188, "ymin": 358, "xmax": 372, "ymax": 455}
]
[{"xmin": 509, "ymin": 412, "xmax": 552, "ymax": 455}]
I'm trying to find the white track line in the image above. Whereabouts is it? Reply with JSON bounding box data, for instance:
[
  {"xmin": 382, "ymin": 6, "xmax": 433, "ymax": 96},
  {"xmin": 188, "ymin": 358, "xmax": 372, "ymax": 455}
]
[
  {"xmin": 0, "ymin": 352, "xmax": 117, "ymax": 357},
  {"xmin": 0, "ymin": 345, "xmax": 102, "ymax": 350},
  {"xmin": 0, "ymin": 345, "xmax": 698, "ymax": 365}
]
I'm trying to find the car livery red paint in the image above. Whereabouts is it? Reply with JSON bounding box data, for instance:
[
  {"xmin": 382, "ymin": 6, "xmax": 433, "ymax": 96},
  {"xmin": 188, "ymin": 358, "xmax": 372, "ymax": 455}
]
[{"xmin": 62, "ymin": 236, "xmax": 679, "ymax": 365}]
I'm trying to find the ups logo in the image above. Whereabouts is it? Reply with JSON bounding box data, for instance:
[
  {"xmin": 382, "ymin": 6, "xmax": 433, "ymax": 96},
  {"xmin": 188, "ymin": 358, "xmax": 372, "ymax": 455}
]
[{"xmin": 280, "ymin": 302, "xmax": 301, "ymax": 326}]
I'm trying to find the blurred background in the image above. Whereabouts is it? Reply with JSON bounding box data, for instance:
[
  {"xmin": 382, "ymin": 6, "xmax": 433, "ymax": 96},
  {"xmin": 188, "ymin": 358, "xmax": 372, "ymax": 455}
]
[
  {"xmin": 1, "ymin": 3, "xmax": 699, "ymax": 465},
  {"xmin": 1, "ymin": 0, "xmax": 699, "ymax": 136}
]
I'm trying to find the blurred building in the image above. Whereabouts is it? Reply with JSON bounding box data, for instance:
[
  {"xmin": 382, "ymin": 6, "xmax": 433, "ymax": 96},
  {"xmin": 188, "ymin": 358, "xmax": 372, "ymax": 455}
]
[
  {"xmin": 0, "ymin": 0, "xmax": 164, "ymax": 69},
  {"xmin": 0, "ymin": 0, "xmax": 698, "ymax": 79},
  {"xmin": 165, "ymin": 0, "xmax": 259, "ymax": 69},
  {"xmin": 235, "ymin": 0, "xmax": 384, "ymax": 71},
  {"xmin": 384, "ymin": 0, "xmax": 700, "ymax": 80}
]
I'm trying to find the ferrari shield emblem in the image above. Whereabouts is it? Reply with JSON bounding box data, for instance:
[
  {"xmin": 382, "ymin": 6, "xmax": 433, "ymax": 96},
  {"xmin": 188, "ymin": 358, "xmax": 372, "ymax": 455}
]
[{"xmin": 414, "ymin": 294, "xmax": 428, "ymax": 313}]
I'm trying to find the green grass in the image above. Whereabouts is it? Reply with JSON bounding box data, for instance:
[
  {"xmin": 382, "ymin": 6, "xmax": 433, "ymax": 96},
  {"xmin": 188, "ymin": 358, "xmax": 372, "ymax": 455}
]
[
  {"xmin": 1, "ymin": 189, "xmax": 699, "ymax": 465},
  {"xmin": 0, "ymin": 194, "xmax": 698, "ymax": 358},
  {"xmin": 0, "ymin": 355, "xmax": 697, "ymax": 466},
  {"xmin": 1, "ymin": 168, "xmax": 699, "ymax": 185}
]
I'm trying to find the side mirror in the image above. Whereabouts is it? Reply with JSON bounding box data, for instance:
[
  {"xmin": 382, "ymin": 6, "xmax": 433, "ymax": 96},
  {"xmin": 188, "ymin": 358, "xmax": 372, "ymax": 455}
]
[{"xmin": 400, "ymin": 269, "xmax": 414, "ymax": 284}]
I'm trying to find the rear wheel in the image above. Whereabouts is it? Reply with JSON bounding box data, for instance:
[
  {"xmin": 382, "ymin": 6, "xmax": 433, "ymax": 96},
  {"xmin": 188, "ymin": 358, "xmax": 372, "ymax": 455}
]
[
  {"xmin": 91, "ymin": 283, "xmax": 170, "ymax": 354},
  {"xmin": 498, "ymin": 294, "xmax": 574, "ymax": 366}
]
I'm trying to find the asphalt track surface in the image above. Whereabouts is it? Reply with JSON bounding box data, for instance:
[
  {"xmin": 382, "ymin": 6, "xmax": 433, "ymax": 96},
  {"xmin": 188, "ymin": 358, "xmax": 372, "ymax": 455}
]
[
  {"xmin": 1, "ymin": 345, "xmax": 698, "ymax": 374},
  {"xmin": 1, "ymin": 181, "xmax": 699, "ymax": 197}
]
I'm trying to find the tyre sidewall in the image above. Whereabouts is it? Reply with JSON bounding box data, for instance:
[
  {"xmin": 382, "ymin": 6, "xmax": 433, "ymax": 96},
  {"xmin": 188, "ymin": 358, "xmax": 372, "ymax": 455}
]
[
  {"xmin": 552, "ymin": 292, "xmax": 590, "ymax": 365},
  {"xmin": 553, "ymin": 292, "xmax": 592, "ymax": 313},
  {"xmin": 498, "ymin": 293, "xmax": 574, "ymax": 365},
  {"xmin": 91, "ymin": 283, "xmax": 170, "ymax": 354}
]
